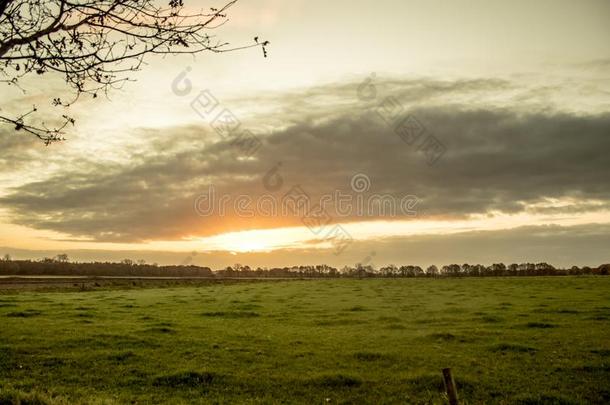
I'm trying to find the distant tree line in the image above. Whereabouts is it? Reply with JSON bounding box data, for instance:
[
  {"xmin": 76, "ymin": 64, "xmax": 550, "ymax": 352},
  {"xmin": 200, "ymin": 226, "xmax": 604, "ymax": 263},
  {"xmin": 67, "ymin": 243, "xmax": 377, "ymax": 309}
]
[
  {"xmin": 0, "ymin": 255, "xmax": 213, "ymax": 277},
  {"xmin": 216, "ymin": 262, "xmax": 609, "ymax": 278},
  {"xmin": 1, "ymin": 255, "xmax": 608, "ymax": 278}
]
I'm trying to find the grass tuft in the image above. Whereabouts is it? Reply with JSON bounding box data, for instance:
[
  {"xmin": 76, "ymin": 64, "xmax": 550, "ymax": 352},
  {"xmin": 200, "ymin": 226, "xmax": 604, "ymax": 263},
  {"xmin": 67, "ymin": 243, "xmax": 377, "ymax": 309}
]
[
  {"xmin": 590, "ymin": 349, "xmax": 610, "ymax": 356},
  {"xmin": 107, "ymin": 351, "xmax": 138, "ymax": 362},
  {"xmin": 0, "ymin": 387, "xmax": 68, "ymax": 405},
  {"xmin": 525, "ymin": 322, "xmax": 556, "ymax": 329},
  {"xmin": 201, "ymin": 311, "xmax": 260, "ymax": 318},
  {"xmin": 480, "ymin": 315, "xmax": 503, "ymax": 323},
  {"xmin": 310, "ymin": 374, "xmax": 362, "ymax": 388},
  {"xmin": 491, "ymin": 343, "xmax": 538, "ymax": 353},
  {"xmin": 428, "ymin": 332, "xmax": 457, "ymax": 341},
  {"xmin": 513, "ymin": 393, "xmax": 578, "ymax": 404},
  {"xmin": 145, "ymin": 327, "xmax": 176, "ymax": 334},
  {"xmin": 353, "ymin": 352, "xmax": 392, "ymax": 362},
  {"xmin": 5, "ymin": 309, "xmax": 42, "ymax": 318},
  {"xmin": 152, "ymin": 371, "xmax": 219, "ymax": 388},
  {"xmin": 556, "ymin": 309, "xmax": 580, "ymax": 314}
]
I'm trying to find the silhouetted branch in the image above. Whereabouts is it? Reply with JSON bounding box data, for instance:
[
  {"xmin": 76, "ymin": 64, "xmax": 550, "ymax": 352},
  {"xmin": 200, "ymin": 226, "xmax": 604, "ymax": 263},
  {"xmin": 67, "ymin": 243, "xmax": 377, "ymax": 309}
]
[
  {"xmin": 0, "ymin": 105, "xmax": 70, "ymax": 144},
  {"xmin": 0, "ymin": 0, "xmax": 268, "ymax": 143}
]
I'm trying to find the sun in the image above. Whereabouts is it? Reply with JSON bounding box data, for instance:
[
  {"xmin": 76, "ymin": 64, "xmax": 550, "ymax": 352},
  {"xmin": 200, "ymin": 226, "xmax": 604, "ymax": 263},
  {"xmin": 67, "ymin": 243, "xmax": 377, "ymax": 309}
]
[{"xmin": 200, "ymin": 228, "xmax": 306, "ymax": 253}]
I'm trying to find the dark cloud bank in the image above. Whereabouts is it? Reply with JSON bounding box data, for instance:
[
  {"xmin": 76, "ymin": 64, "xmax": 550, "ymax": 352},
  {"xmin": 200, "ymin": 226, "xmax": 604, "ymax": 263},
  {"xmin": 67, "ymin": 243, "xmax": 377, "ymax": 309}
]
[{"xmin": 1, "ymin": 77, "xmax": 610, "ymax": 243}]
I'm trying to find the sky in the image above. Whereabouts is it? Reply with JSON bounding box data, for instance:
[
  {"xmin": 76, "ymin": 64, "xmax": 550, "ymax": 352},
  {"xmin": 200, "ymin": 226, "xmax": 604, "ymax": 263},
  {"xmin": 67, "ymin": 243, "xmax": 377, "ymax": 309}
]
[{"xmin": 1, "ymin": 0, "xmax": 610, "ymax": 269}]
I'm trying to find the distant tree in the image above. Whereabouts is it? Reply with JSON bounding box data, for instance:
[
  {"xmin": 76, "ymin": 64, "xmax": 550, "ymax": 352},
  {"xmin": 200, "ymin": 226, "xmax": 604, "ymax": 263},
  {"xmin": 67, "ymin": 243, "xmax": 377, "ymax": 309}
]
[
  {"xmin": 0, "ymin": 257, "xmax": 19, "ymax": 273},
  {"xmin": 471, "ymin": 264, "xmax": 485, "ymax": 276},
  {"xmin": 535, "ymin": 262, "xmax": 555, "ymax": 275},
  {"xmin": 223, "ymin": 266, "xmax": 235, "ymax": 277},
  {"xmin": 569, "ymin": 265, "xmax": 581, "ymax": 275},
  {"xmin": 353, "ymin": 263, "xmax": 372, "ymax": 278},
  {"xmin": 489, "ymin": 263, "xmax": 506, "ymax": 276},
  {"xmin": 121, "ymin": 259, "xmax": 134, "ymax": 266},
  {"xmin": 465, "ymin": 264, "xmax": 480, "ymax": 277},
  {"xmin": 340, "ymin": 266, "xmax": 352, "ymax": 276},
  {"xmin": 2, "ymin": 253, "xmax": 10, "ymax": 261},
  {"xmin": 362, "ymin": 265, "xmax": 375, "ymax": 277},
  {"xmin": 519, "ymin": 263, "xmax": 536, "ymax": 275},
  {"xmin": 426, "ymin": 265, "xmax": 439, "ymax": 277},
  {"xmin": 136, "ymin": 259, "xmax": 146, "ymax": 266},
  {"xmin": 0, "ymin": 0, "xmax": 268, "ymax": 143},
  {"xmin": 442, "ymin": 264, "xmax": 461, "ymax": 277},
  {"xmin": 55, "ymin": 253, "xmax": 69, "ymax": 263},
  {"xmin": 380, "ymin": 264, "xmax": 397, "ymax": 277}
]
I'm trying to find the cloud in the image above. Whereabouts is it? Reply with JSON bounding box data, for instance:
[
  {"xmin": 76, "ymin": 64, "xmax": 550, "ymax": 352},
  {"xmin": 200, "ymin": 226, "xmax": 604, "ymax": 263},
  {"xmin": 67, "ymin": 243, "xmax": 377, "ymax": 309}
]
[
  {"xmin": 1, "ymin": 76, "xmax": 609, "ymax": 242},
  {"xmin": 0, "ymin": 130, "xmax": 38, "ymax": 172}
]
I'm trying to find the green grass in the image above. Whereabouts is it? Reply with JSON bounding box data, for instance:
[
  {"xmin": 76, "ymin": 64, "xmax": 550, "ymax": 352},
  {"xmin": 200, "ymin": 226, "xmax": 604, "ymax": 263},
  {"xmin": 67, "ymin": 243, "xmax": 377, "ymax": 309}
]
[{"xmin": 0, "ymin": 277, "xmax": 609, "ymax": 404}]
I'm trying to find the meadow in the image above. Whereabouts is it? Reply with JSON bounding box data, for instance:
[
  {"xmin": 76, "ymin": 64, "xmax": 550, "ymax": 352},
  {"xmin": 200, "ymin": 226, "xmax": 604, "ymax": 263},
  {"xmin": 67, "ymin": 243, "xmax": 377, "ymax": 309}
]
[{"xmin": 1, "ymin": 277, "xmax": 609, "ymax": 404}]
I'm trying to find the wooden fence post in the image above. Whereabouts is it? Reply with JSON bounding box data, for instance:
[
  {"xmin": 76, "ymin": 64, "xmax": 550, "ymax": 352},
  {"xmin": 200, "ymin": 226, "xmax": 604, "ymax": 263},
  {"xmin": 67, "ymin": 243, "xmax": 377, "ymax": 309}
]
[{"xmin": 442, "ymin": 368, "xmax": 459, "ymax": 405}]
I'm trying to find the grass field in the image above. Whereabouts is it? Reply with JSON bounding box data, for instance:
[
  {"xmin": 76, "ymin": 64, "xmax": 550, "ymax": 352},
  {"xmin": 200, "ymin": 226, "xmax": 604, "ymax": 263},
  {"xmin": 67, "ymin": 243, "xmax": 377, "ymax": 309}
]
[{"xmin": 1, "ymin": 277, "xmax": 609, "ymax": 404}]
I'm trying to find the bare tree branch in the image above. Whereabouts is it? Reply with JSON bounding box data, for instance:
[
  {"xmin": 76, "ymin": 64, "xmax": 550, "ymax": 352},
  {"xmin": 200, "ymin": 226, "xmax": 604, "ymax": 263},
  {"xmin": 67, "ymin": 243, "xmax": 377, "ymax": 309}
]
[{"xmin": 0, "ymin": 0, "xmax": 268, "ymax": 144}]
